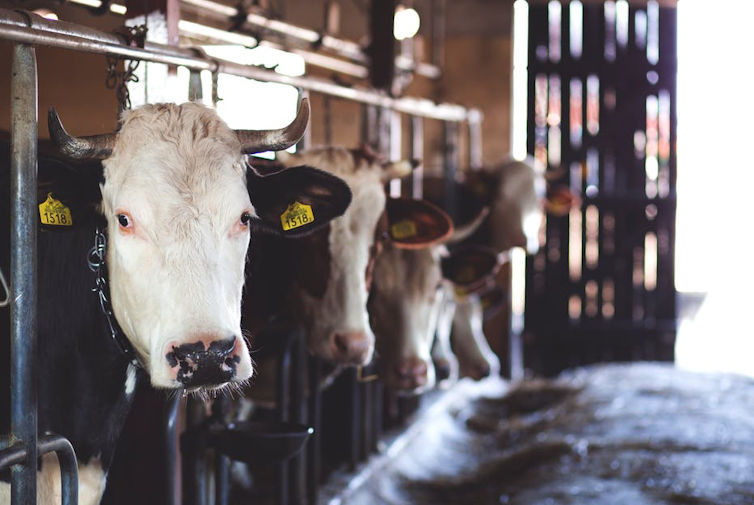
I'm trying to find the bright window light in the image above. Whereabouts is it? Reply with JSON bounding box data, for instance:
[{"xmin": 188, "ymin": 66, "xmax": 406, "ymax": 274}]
[
  {"xmin": 675, "ymin": 0, "xmax": 754, "ymax": 378},
  {"xmin": 394, "ymin": 6, "xmax": 420, "ymax": 41}
]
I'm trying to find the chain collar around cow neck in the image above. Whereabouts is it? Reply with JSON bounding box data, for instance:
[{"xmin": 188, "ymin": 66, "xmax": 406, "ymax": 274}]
[{"xmin": 87, "ymin": 225, "xmax": 144, "ymax": 369}]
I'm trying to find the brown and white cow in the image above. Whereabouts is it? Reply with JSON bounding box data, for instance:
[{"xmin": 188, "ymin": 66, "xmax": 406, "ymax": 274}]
[
  {"xmin": 245, "ymin": 147, "xmax": 453, "ymax": 367},
  {"xmin": 1, "ymin": 98, "xmax": 352, "ymax": 504},
  {"xmin": 368, "ymin": 210, "xmax": 493, "ymax": 394}
]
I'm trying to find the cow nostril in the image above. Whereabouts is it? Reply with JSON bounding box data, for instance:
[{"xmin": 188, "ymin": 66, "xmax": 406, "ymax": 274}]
[
  {"xmin": 208, "ymin": 336, "xmax": 237, "ymax": 358},
  {"xmin": 476, "ymin": 364, "xmax": 491, "ymax": 380},
  {"xmin": 333, "ymin": 334, "xmax": 350, "ymax": 356}
]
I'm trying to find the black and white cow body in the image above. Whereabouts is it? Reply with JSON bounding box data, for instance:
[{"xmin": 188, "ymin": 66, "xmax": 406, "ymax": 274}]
[{"xmin": 0, "ymin": 99, "xmax": 352, "ymax": 504}]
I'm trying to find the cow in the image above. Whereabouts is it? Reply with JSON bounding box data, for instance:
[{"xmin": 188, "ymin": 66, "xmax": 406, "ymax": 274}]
[
  {"xmin": 368, "ymin": 213, "xmax": 492, "ymax": 394},
  {"xmin": 0, "ymin": 98, "xmax": 353, "ymax": 504},
  {"xmin": 245, "ymin": 146, "xmax": 451, "ymax": 367},
  {"xmin": 371, "ymin": 155, "xmax": 561, "ymax": 393}
]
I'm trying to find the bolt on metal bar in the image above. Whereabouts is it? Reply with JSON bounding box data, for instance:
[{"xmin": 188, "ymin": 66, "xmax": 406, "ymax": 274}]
[
  {"xmin": 0, "ymin": 9, "xmax": 468, "ymax": 120},
  {"xmin": 9, "ymin": 41, "xmax": 39, "ymax": 505}
]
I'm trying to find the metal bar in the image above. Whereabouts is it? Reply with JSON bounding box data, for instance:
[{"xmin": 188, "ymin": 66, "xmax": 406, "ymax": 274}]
[
  {"xmin": 164, "ymin": 394, "xmax": 181, "ymax": 505},
  {"xmin": 0, "ymin": 9, "xmax": 470, "ymax": 121},
  {"xmin": 306, "ymin": 357, "xmax": 321, "ymax": 505},
  {"xmin": 276, "ymin": 330, "xmax": 292, "ymax": 505},
  {"xmin": 289, "ymin": 326, "xmax": 306, "ymax": 505},
  {"xmin": 443, "ymin": 121, "xmax": 459, "ymax": 222},
  {"xmin": 468, "ymin": 109, "xmax": 484, "ymax": 170},
  {"xmin": 179, "ymin": 0, "xmax": 441, "ymax": 79},
  {"xmin": 10, "ymin": 41, "xmax": 38, "ymax": 505},
  {"xmin": 38, "ymin": 435, "xmax": 79, "ymax": 505},
  {"xmin": 0, "ymin": 435, "xmax": 79, "ymax": 504},
  {"xmin": 410, "ymin": 115, "xmax": 424, "ymax": 199}
]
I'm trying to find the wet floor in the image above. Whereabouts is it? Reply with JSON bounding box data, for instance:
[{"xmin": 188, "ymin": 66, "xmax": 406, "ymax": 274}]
[{"xmin": 326, "ymin": 363, "xmax": 754, "ymax": 505}]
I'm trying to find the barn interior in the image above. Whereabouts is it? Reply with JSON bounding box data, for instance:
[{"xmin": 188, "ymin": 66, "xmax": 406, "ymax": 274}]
[{"xmin": 1, "ymin": 0, "xmax": 753, "ymax": 504}]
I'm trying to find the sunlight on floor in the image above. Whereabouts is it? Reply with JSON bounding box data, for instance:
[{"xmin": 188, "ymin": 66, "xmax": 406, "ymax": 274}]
[{"xmin": 674, "ymin": 0, "xmax": 754, "ymax": 377}]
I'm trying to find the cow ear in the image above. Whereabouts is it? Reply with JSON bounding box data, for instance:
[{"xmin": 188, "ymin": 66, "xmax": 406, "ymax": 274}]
[
  {"xmin": 36, "ymin": 151, "xmax": 104, "ymax": 229},
  {"xmin": 441, "ymin": 245, "xmax": 501, "ymax": 295},
  {"xmin": 385, "ymin": 197, "xmax": 453, "ymax": 249},
  {"xmin": 247, "ymin": 164, "xmax": 352, "ymax": 237}
]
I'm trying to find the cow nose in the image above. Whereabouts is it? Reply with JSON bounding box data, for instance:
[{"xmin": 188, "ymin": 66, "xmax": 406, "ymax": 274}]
[
  {"xmin": 468, "ymin": 363, "xmax": 491, "ymax": 381},
  {"xmin": 434, "ymin": 358, "xmax": 452, "ymax": 381},
  {"xmin": 390, "ymin": 357, "xmax": 428, "ymax": 391},
  {"xmin": 165, "ymin": 335, "xmax": 242, "ymax": 387},
  {"xmin": 331, "ymin": 331, "xmax": 372, "ymax": 365}
]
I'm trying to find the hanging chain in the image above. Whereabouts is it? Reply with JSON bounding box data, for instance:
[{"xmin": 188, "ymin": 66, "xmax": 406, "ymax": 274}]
[{"xmin": 106, "ymin": 24, "xmax": 148, "ymax": 113}]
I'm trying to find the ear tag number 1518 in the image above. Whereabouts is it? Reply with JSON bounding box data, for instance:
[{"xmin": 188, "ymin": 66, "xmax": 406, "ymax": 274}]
[
  {"xmin": 39, "ymin": 193, "xmax": 73, "ymax": 226},
  {"xmin": 281, "ymin": 201, "xmax": 315, "ymax": 231}
]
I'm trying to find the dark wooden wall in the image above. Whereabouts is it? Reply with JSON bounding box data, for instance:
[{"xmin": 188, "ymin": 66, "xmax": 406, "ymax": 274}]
[{"xmin": 524, "ymin": 1, "xmax": 677, "ymax": 377}]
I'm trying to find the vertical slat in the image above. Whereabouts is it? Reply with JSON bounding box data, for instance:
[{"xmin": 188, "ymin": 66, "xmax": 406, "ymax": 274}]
[{"xmin": 10, "ymin": 42, "xmax": 38, "ymax": 505}]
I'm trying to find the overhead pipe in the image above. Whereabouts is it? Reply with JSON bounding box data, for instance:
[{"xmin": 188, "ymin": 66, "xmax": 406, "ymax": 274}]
[
  {"xmin": 179, "ymin": 0, "xmax": 441, "ymax": 79},
  {"xmin": 0, "ymin": 9, "xmax": 478, "ymax": 122}
]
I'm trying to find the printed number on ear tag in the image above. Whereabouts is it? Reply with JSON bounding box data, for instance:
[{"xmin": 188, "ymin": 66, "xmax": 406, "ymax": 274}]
[
  {"xmin": 281, "ymin": 201, "xmax": 315, "ymax": 231},
  {"xmin": 39, "ymin": 193, "xmax": 73, "ymax": 226},
  {"xmin": 390, "ymin": 220, "xmax": 417, "ymax": 240}
]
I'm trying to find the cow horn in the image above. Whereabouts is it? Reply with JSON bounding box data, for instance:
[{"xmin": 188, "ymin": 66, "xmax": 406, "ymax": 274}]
[
  {"xmin": 236, "ymin": 98, "xmax": 310, "ymax": 154},
  {"xmin": 48, "ymin": 108, "xmax": 116, "ymax": 160},
  {"xmin": 446, "ymin": 206, "xmax": 490, "ymax": 245}
]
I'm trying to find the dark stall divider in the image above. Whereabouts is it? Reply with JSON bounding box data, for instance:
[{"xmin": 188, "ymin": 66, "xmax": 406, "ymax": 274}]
[{"xmin": 524, "ymin": 1, "xmax": 677, "ymax": 377}]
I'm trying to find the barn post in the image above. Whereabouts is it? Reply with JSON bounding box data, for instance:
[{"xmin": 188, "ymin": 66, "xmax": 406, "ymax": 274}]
[{"xmin": 9, "ymin": 41, "xmax": 39, "ymax": 505}]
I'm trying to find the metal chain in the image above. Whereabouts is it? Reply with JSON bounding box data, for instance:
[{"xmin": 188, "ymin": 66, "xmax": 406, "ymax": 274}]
[
  {"xmin": 105, "ymin": 24, "xmax": 148, "ymax": 113},
  {"xmin": 0, "ymin": 265, "xmax": 9, "ymax": 308},
  {"xmin": 87, "ymin": 226, "xmax": 143, "ymax": 368}
]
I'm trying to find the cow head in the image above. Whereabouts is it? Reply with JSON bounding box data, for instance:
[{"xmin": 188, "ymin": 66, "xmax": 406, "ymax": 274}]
[
  {"xmin": 368, "ymin": 198, "xmax": 456, "ymax": 394},
  {"xmin": 370, "ymin": 208, "xmax": 502, "ymax": 394},
  {"xmin": 273, "ymin": 146, "xmax": 417, "ymax": 365},
  {"xmin": 49, "ymin": 99, "xmax": 351, "ymax": 391}
]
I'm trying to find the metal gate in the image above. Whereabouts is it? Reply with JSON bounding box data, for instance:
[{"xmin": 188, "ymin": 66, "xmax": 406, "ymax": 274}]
[{"xmin": 523, "ymin": 0, "xmax": 678, "ymax": 377}]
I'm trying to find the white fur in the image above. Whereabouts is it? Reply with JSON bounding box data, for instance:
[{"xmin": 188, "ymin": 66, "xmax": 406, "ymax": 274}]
[
  {"xmin": 370, "ymin": 244, "xmax": 445, "ymax": 392},
  {"xmin": 100, "ymin": 103, "xmax": 253, "ymax": 387},
  {"xmin": 451, "ymin": 295, "xmax": 501, "ymax": 379},
  {"xmin": 124, "ymin": 362, "xmax": 137, "ymax": 396},
  {"xmin": 279, "ymin": 147, "xmax": 392, "ymax": 364},
  {"xmin": 488, "ymin": 156, "xmax": 545, "ymax": 254}
]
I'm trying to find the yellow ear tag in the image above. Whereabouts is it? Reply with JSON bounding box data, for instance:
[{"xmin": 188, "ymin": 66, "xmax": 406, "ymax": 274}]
[
  {"xmin": 390, "ymin": 220, "xmax": 417, "ymax": 240},
  {"xmin": 39, "ymin": 193, "xmax": 73, "ymax": 226},
  {"xmin": 281, "ymin": 201, "xmax": 315, "ymax": 231}
]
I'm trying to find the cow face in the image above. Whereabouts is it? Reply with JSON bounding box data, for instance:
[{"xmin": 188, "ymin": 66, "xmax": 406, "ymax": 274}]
[
  {"xmin": 487, "ymin": 157, "xmax": 546, "ymax": 255},
  {"xmin": 368, "ymin": 199, "xmax": 454, "ymax": 394},
  {"xmin": 274, "ymin": 147, "xmax": 415, "ymax": 365},
  {"xmin": 370, "ymin": 245, "xmax": 446, "ymax": 394},
  {"xmin": 371, "ymin": 229, "xmax": 499, "ymax": 394},
  {"xmin": 49, "ymin": 100, "xmax": 350, "ymax": 391}
]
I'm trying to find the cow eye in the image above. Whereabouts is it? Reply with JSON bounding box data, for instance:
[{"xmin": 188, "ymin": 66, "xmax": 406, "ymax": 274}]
[
  {"xmin": 240, "ymin": 212, "xmax": 252, "ymax": 226},
  {"xmin": 117, "ymin": 214, "xmax": 131, "ymax": 228}
]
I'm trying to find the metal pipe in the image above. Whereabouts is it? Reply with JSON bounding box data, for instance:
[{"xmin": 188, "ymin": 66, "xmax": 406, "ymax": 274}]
[
  {"xmin": 10, "ymin": 41, "xmax": 38, "ymax": 505},
  {"xmin": 38, "ymin": 435, "xmax": 79, "ymax": 505},
  {"xmin": 468, "ymin": 109, "xmax": 484, "ymax": 170},
  {"xmin": 179, "ymin": 0, "xmax": 440, "ymax": 78},
  {"xmin": 164, "ymin": 394, "xmax": 182, "ymax": 505},
  {"xmin": 410, "ymin": 115, "xmax": 424, "ymax": 199},
  {"xmin": 0, "ymin": 435, "xmax": 79, "ymax": 504},
  {"xmin": 0, "ymin": 9, "xmax": 478, "ymax": 122}
]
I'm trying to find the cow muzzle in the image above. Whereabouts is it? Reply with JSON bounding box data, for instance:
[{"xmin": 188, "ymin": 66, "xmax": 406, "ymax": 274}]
[
  {"xmin": 329, "ymin": 331, "xmax": 373, "ymax": 365},
  {"xmin": 165, "ymin": 335, "xmax": 245, "ymax": 388},
  {"xmin": 388, "ymin": 357, "xmax": 430, "ymax": 394}
]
